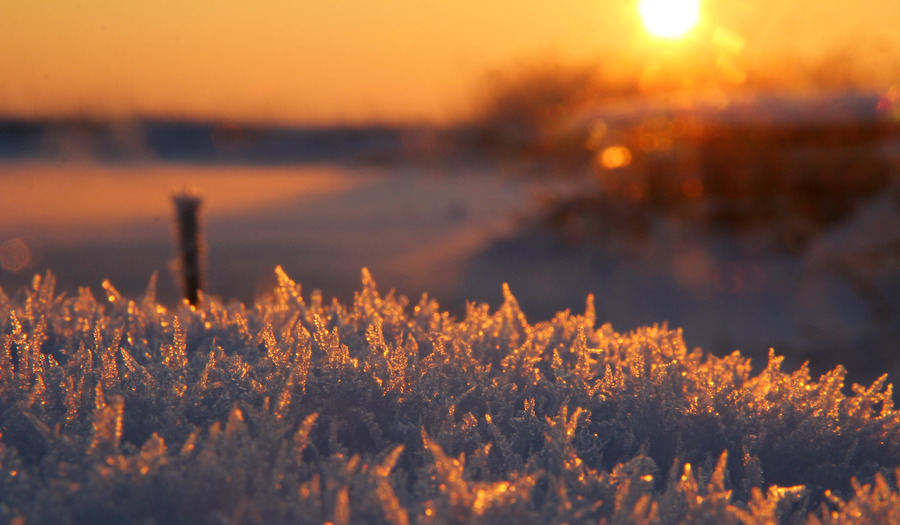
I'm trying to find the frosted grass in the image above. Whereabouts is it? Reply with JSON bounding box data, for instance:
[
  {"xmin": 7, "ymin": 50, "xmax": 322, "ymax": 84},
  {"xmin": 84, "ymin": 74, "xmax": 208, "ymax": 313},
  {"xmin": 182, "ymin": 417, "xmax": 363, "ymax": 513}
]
[{"xmin": 1, "ymin": 268, "xmax": 899, "ymax": 523}]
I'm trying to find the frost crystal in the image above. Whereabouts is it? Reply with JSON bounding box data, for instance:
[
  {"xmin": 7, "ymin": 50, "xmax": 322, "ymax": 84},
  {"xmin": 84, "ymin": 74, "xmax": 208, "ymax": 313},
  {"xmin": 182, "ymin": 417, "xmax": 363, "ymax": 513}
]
[{"xmin": 0, "ymin": 269, "xmax": 899, "ymax": 524}]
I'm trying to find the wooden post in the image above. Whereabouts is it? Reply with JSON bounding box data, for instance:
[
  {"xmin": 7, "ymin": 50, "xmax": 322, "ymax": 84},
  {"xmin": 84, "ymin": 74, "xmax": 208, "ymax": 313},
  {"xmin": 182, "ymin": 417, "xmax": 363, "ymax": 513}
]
[{"xmin": 173, "ymin": 193, "xmax": 204, "ymax": 305}]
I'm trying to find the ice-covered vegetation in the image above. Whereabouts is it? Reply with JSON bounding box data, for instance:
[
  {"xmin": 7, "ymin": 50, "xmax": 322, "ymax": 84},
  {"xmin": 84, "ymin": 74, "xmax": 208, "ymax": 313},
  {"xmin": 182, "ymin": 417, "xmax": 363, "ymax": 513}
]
[{"xmin": 2, "ymin": 268, "xmax": 900, "ymax": 524}]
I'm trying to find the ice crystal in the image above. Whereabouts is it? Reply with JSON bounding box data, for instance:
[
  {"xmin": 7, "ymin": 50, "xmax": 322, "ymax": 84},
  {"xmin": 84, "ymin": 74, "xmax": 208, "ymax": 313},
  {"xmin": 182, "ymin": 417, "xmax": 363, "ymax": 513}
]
[{"xmin": 1, "ymin": 268, "xmax": 899, "ymax": 523}]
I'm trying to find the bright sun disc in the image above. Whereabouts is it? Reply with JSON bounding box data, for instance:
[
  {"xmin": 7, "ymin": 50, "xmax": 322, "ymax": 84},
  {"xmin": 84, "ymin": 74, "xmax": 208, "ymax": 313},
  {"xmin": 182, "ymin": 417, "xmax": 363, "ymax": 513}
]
[{"xmin": 639, "ymin": 0, "xmax": 700, "ymax": 39}]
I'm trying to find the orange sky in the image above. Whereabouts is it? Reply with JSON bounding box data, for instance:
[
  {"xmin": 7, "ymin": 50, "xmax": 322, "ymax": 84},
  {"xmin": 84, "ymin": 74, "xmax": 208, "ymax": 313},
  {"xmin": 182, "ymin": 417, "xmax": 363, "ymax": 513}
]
[{"xmin": 1, "ymin": 1, "xmax": 898, "ymax": 124}]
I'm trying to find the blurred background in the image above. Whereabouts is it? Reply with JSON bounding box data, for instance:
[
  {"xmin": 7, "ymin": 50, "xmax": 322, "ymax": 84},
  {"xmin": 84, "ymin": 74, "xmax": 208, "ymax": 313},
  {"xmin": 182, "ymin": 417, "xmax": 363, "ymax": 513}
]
[{"xmin": 1, "ymin": 0, "xmax": 899, "ymax": 385}]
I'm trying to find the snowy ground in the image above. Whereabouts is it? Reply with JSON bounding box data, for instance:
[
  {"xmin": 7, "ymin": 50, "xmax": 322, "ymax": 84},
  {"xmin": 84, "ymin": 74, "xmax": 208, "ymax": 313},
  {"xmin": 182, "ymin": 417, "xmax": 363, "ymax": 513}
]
[
  {"xmin": 0, "ymin": 157, "xmax": 898, "ymax": 384},
  {"xmin": 0, "ymin": 160, "xmax": 530, "ymax": 310}
]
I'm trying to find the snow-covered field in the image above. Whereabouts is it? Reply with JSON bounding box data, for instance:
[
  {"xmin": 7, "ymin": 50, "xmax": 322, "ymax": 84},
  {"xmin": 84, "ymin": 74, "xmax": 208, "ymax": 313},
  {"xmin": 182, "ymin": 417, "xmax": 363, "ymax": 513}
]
[
  {"xmin": 1, "ymin": 152, "xmax": 898, "ymax": 384},
  {"xmin": 0, "ymin": 161, "xmax": 526, "ymax": 302}
]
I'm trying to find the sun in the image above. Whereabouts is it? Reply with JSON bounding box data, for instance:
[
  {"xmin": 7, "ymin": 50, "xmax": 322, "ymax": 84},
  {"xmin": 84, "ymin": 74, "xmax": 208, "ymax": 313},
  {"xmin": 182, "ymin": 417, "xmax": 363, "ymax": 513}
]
[{"xmin": 638, "ymin": 0, "xmax": 701, "ymax": 39}]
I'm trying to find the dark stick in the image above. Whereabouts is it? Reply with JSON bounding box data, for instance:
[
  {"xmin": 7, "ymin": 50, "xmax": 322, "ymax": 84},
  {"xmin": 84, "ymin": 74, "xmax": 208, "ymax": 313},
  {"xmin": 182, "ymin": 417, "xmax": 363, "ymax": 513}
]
[{"xmin": 173, "ymin": 193, "xmax": 204, "ymax": 305}]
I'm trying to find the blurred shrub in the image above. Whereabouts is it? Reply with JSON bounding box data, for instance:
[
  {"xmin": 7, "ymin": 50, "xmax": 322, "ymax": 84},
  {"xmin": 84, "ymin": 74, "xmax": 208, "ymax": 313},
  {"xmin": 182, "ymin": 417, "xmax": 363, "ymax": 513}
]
[
  {"xmin": 466, "ymin": 51, "xmax": 898, "ymax": 162},
  {"xmin": 2, "ymin": 269, "xmax": 900, "ymax": 523},
  {"xmin": 468, "ymin": 55, "xmax": 899, "ymax": 254},
  {"xmin": 467, "ymin": 60, "xmax": 639, "ymax": 162}
]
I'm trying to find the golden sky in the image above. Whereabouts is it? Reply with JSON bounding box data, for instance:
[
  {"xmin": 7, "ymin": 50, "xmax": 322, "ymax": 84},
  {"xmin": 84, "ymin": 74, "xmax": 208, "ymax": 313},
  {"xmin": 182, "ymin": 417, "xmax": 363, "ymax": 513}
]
[{"xmin": 1, "ymin": 0, "xmax": 898, "ymax": 124}]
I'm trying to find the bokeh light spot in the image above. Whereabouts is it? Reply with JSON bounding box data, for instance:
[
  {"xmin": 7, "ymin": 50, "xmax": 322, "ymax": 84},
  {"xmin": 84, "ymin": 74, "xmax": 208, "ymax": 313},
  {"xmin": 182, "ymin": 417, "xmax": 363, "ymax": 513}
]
[
  {"xmin": 0, "ymin": 238, "xmax": 32, "ymax": 272},
  {"xmin": 584, "ymin": 120, "xmax": 608, "ymax": 150},
  {"xmin": 682, "ymin": 178, "xmax": 704, "ymax": 198},
  {"xmin": 599, "ymin": 145, "xmax": 633, "ymax": 170},
  {"xmin": 711, "ymin": 27, "xmax": 746, "ymax": 55}
]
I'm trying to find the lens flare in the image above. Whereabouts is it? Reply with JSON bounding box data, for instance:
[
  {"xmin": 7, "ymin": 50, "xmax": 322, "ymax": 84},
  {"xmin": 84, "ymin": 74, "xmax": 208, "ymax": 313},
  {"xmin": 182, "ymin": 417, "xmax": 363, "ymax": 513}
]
[{"xmin": 0, "ymin": 238, "xmax": 31, "ymax": 272}]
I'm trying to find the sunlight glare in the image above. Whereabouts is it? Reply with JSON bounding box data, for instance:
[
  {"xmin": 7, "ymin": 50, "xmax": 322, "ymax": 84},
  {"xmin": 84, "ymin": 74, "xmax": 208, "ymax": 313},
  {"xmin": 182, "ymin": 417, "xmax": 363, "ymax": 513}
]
[{"xmin": 638, "ymin": 0, "xmax": 701, "ymax": 39}]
